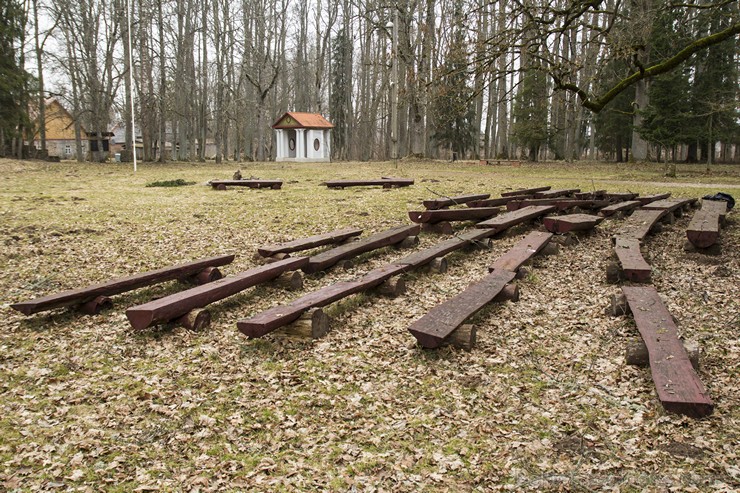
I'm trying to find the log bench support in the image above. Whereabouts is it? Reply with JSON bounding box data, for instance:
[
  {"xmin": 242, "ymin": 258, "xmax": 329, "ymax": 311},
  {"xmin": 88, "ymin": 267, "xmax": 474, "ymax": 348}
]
[
  {"xmin": 280, "ymin": 309, "xmax": 332, "ymax": 339},
  {"xmin": 620, "ymin": 286, "xmax": 713, "ymax": 418},
  {"xmin": 421, "ymin": 222, "xmax": 454, "ymax": 235},
  {"xmin": 78, "ymin": 295, "xmax": 113, "ymax": 315}
]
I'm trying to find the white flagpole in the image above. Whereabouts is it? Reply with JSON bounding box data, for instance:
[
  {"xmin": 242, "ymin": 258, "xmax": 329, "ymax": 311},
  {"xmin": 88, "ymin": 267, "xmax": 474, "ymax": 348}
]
[{"xmin": 127, "ymin": 0, "xmax": 137, "ymax": 172}]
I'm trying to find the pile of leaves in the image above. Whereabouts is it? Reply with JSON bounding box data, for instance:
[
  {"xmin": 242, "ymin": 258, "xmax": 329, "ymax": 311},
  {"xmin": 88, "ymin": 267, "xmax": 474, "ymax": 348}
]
[{"xmin": 145, "ymin": 178, "xmax": 196, "ymax": 188}]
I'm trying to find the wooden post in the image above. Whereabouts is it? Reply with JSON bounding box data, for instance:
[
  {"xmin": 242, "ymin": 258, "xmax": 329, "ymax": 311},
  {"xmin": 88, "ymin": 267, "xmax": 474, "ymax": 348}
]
[
  {"xmin": 540, "ymin": 243, "xmax": 560, "ymax": 256},
  {"xmin": 192, "ymin": 266, "xmax": 222, "ymax": 284},
  {"xmin": 396, "ymin": 235, "xmax": 419, "ymax": 249},
  {"xmin": 494, "ymin": 284, "xmax": 519, "ymax": 302},
  {"xmin": 626, "ymin": 338, "xmax": 700, "ymax": 370},
  {"xmin": 422, "ymin": 222, "xmax": 454, "ymax": 234},
  {"xmin": 428, "ymin": 257, "xmax": 448, "ymax": 274},
  {"xmin": 441, "ymin": 324, "xmax": 476, "ymax": 351},
  {"xmin": 175, "ymin": 308, "xmax": 211, "ymax": 331},
  {"xmin": 607, "ymin": 293, "xmax": 629, "ymax": 317},
  {"xmin": 376, "ymin": 278, "xmax": 405, "ymax": 297},
  {"xmin": 282, "ymin": 309, "xmax": 331, "ymax": 338},
  {"xmin": 273, "ymin": 271, "xmax": 303, "ymax": 290},
  {"xmin": 265, "ymin": 253, "xmax": 291, "ymax": 264},
  {"xmin": 606, "ymin": 261, "xmax": 622, "ymax": 284},
  {"xmin": 78, "ymin": 295, "xmax": 112, "ymax": 315}
]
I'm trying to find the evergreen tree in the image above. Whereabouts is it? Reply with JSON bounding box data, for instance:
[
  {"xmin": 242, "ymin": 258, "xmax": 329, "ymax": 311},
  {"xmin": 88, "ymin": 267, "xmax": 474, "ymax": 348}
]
[
  {"xmin": 512, "ymin": 66, "xmax": 549, "ymax": 161},
  {"xmin": 430, "ymin": 9, "xmax": 475, "ymax": 159},
  {"xmin": 330, "ymin": 28, "xmax": 352, "ymax": 160},
  {"xmin": 593, "ymin": 76, "xmax": 633, "ymax": 162},
  {"xmin": 0, "ymin": 0, "xmax": 32, "ymax": 154}
]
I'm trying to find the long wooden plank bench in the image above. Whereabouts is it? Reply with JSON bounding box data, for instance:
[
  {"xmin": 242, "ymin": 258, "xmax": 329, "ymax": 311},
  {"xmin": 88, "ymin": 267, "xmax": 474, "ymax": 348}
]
[
  {"xmin": 501, "ymin": 186, "xmax": 550, "ymax": 197},
  {"xmin": 641, "ymin": 197, "xmax": 697, "ymax": 213},
  {"xmin": 303, "ymin": 224, "xmax": 420, "ymax": 274},
  {"xmin": 575, "ymin": 190, "xmax": 606, "ymax": 200},
  {"xmin": 257, "ymin": 227, "xmax": 363, "ymax": 257},
  {"xmin": 612, "ymin": 209, "xmax": 667, "ymax": 242},
  {"xmin": 423, "ymin": 194, "xmax": 490, "ymax": 210},
  {"xmin": 599, "ymin": 200, "xmax": 642, "ymax": 217},
  {"xmin": 613, "ymin": 238, "xmax": 652, "ymax": 282},
  {"xmin": 543, "ymin": 214, "xmax": 604, "ymax": 233},
  {"xmin": 125, "ymin": 256, "xmax": 307, "ymax": 330},
  {"xmin": 686, "ymin": 200, "xmax": 728, "ymax": 249},
  {"xmin": 637, "ymin": 193, "xmax": 671, "ymax": 205},
  {"xmin": 11, "ymin": 254, "xmax": 236, "ymax": 316},
  {"xmin": 466, "ymin": 194, "xmax": 534, "ymax": 208},
  {"xmin": 393, "ymin": 228, "xmax": 496, "ymax": 269},
  {"xmin": 408, "ymin": 207, "xmax": 501, "ymax": 224},
  {"xmin": 475, "ymin": 205, "xmax": 557, "ymax": 232},
  {"xmin": 605, "ymin": 192, "xmax": 639, "ymax": 201},
  {"xmin": 408, "ymin": 269, "xmax": 516, "ymax": 348},
  {"xmin": 487, "ymin": 231, "xmax": 553, "ymax": 273},
  {"xmin": 506, "ymin": 198, "xmax": 610, "ymax": 212},
  {"xmin": 621, "ymin": 286, "xmax": 714, "ymax": 418},
  {"xmin": 237, "ymin": 264, "xmax": 408, "ymax": 338},
  {"xmin": 210, "ymin": 179, "xmax": 282, "ymax": 190},
  {"xmin": 324, "ymin": 178, "xmax": 414, "ymax": 189},
  {"xmin": 534, "ymin": 188, "xmax": 580, "ymax": 199}
]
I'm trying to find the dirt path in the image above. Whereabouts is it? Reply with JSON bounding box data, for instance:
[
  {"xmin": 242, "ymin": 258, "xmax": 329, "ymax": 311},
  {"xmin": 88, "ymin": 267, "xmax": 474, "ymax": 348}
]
[{"xmin": 594, "ymin": 179, "xmax": 740, "ymax": 189}]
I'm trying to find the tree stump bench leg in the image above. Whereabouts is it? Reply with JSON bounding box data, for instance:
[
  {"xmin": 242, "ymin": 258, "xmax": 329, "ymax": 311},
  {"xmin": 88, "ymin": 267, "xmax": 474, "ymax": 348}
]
[
  {"xmin": 422, "ymin": 222, "xmax": 454, "ymax": 234},
  {"xmin": 281, "ymin": 309, "xmax": 331, "ymax": 338},
  {"xmin": 441, "ymin": 324, "xmax": 476, "ymax": 351},
  {"xmin": 176, "ymin": 308, "xmax": 212, "ymax": 331},
  {"xmin": 396, "ymin": 235, "xmax": 419, "ymax": 249},
  {"xmin": 626, "ymin": 338, "xmax": 700, "ymax": 370},
  {"xmin": 78, "ymin": 295, "xmax": 112, "ymax": 315},
  {"xmin": 494, "ymin": 283, "xmax": 520, "ymax": 302},
  {"xmin": 194, "ymin": 266, "xmax": 223, "ymax": 284},
  {"xmin": 375, "ymin": 278, "xmax": 406, "ymax": 297},
  {"xmin": 273, "ymin": 271, "xmax": 304, "ymax": 290},
  {"xmin": 428, "ymin": 257, "xmax": 448, "ymax": 274}
]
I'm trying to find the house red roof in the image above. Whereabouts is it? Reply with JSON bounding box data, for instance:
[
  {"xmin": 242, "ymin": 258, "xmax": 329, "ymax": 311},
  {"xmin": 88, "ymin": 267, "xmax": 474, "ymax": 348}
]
[{"xmin": 272, "ymin": 112, "xmax": 334, "ymax": 129}]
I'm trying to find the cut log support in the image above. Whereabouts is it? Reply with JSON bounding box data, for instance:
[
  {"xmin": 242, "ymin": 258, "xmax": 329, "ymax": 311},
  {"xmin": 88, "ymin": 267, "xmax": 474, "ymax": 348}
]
[
  {"xmin": 467, "ymin": 194, "xmax": 534, "ymax": 208},
  {"xmin": 494, "ymin": 284, "xmax": 520, "ymax": 302},
  {"xmin": 237, "ymin": 264, "xmax": 408, "ymax": 338},
  {"xmin": 11, "ymin": 254, "xmax": 236, "ymax": 316},
  {"xmin": 612, "ymin": 209, "xmax": 667, "ymax": 243},
  {"xmin": 175, "ymin": 308, "xmax": 212, "ymax": 331},
  {"xmin": 428, "ymin": 257, "xmax": 448, "ymax": 274},
  {"xmin": 488, "ymin": 231, "xmax": 553, "ymax": 273},
  {"xmin": 186, "ymin": 266, "xmax": 223, "ymax": 285},
  {"xmin": 78, "ymin": 295, "xmax": 112, "ymax": 315},
  {"xmin": 621, "ymin": 286, "xmax": 713, "ymax": 418},
  {"xmin": 501, "ymin": 186, "xmax": 551, "ymax": 197},
  {"xmin": 421, "ymin": 222, "xmax": 454, "ymax": 234},
  {"xmin": 686, "ymin": 200, "xmax": 728, "ymax": 249},
  {"xmin": 441, "ymin": 324, "xmax": 477, "ymax": 351},
  {"xmin": 476, "ymin": 205, "xmax": 557, "ymax": 232},
  {"xmin": 303, "ymin": 224, "xmax": 420, "ymax": 274},
  {"xmin": 534, "ymin": 188, "xmax": 580, "ymax": 199},
  {"xmin": 543, "ymin": 214, "xmax": 604, "ymax": 233},
  {"xmin": 257, "ymin": 227, "xmax": 363, "ymax": 257},
  {"xmin": 125, "ymin": 257, "xmax": 308, "ymax": 330},
  {"xmin": 408, "ymin": 269, "xmax": 516, "ymax": 348},
  {"xmin": 408, "ymin": 207, "xmax": 501, "ymax": 224},
  {"xmin": 375, "ymin": 278, "xmax": 406, "ymax": 297},
  {"xmin": 209, "ymin": 179, "xmax": 283, "ymax": 190},
  {"xmin": 423, "ymin": 194, "xmax": 491, "ymax": 210},
  {"xmin": 613, "ymin": 238, "xmax": 652, "ymax": 283},
  {"xmin": 599, "ymin": 200, "xmax": 642, "ymax": 217},
  {"xmin": 626, "ymin": 338, "xmax": 700, "ymax": 370},
  {"xmin": 281, "ymin": 309, "xmax": 331, "ymax": 339},
  {"xmin": 324, "ymin": 178, "xmax": 414, "ymax": 188},
  {"xmin": 273, "ymin": 271, "xmax": 304, "ymax": 291},
  {"xmin": 395, "ymin": 235, "xmax": 420, "ymax": 249},
  {"xmin": 637, "ymin": 193, "xmax": 671, "ymax": 205}
]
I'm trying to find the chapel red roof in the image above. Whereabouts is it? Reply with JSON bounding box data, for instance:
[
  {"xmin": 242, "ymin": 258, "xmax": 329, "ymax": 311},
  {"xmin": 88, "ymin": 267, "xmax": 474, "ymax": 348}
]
[{"xmin": 272, "ymin": 112, "xmax": 334, "ymax": 129}]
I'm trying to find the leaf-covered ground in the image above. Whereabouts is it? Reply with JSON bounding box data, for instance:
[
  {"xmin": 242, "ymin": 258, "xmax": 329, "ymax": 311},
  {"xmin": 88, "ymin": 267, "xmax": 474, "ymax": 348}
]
[{"xmin": 1, "ymin": 158, "xmax": 738, "ymax": 492}]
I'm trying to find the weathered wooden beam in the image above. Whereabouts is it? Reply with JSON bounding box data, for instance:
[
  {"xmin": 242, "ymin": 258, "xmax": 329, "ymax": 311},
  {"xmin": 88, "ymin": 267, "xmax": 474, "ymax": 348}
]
[
  {"xmin": 209, "ymin": 179, "xmax": 282, "ymax": 189},
  {"xmin": 642, "ymin": 197, "xmax": 698, "ymax": 213},
  {"xmin": 501, "ymin": 186, "xmax": 551, "ymax": 197},
  {"xmin": 324, "ymin": 178, "xmax": 414, "ymax": 188},
  {"xmin": 534, "ymin": 188, "xmax": 580, "ymax": 199},
  {"xmin": 637, "ymin": 193, "xmax": 671, "ymax": 205},
  {"xmin": 125, "ymin": 257, "xmax": 307, "ymax": 330},
  {"xmin": 475, "ymin": 205, "xmax": 557, "ymax": 232},
  {"xmin": 257, "ymin": 227, "xmax": 363, "ymax": 257},
  {"xmin": 423, "ymin": 193, "xmax": 491, "ymax": 210},
  {"xmin": 237, "ymin": 264, "xmax": 408, "ymax": 337},
  {"xmin": 488, "ymin": 231, "xmax": 553, "ymax": 273},
  {"xmin": 303, "ymin": 224, "xmax": 420, "ymax": 273},
  {"xmin": 408, "ymin": 207, "xmax": 501, "ymax": 224},
  {"xmin": 543, "ymin": 214, "xmax": 604, "ymax": 233},
  {"xmin": 686, "ymin": 199, "xmax": 728, "ymax": 249},
  {"xmin": 612, "ymin": 209, "xmax": 667, "ymax": 242},
  {"xmin": 599, "ymin": 200, "xmax": 642, "ymax": 217},
  {"xmin": 466, "ymin": 194, "xmax": 535, "ymax": 208},
  {"xmin": 11, "ymin": 254, "xmax": 236, "ymax": 316},
  {"xmin": 621, "ymin": 286, "xmax": 713, "ymax": 418},
  {"xmin": 506, "ymin": 199, "xmax": 610, "ymax": 211},
  {"xmin": 408, "ymin": 269, "xmax": 516, "ymax": 348},
  {"xmin": 613, "ymin": 238, "xmax": 651, "ymax": 282}
]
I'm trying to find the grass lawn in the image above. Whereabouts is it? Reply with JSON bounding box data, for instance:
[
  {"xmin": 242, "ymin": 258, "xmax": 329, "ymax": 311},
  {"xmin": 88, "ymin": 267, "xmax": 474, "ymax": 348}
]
[{"xmin": 1, "ymin": 157, "xmax": 739, "ymax": 491}]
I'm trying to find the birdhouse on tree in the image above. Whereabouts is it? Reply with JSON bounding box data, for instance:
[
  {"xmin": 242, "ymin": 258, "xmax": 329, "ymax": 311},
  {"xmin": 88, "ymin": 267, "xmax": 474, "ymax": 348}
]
[{"xmin": 272, "ymin": 112, "xmax": 333, "ymax": 162}]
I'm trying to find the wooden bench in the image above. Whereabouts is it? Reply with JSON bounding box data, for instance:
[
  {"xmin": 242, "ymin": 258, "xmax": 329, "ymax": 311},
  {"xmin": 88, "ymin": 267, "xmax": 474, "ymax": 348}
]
[
  {"xmin": 487, "ymin": 231, "xmax": 553, "ymax": 273},
  {"xmin": 605, "ymin": 192, "xmax": 639, "ymax": 201},
  {"xmin": 324, "ymin": 178, "xmax": 414, "ymax": 189},
  {"xmin": 637, "ymin": 193, "xmax": 671, "ymax": 205},
  {"xmin": 125, "ymin": 256, "xmax": 307, "ymax": 330},
  {"xmin": 534, "ymin": 188, "xmax": 580, "ymax": 199},
  {"xmin": 11, "ymin": 254, "xmax": 235, "ymax": 316},
  {"xmin": 506, "ymin": 199, "xmax": 610, "ymax": 212},
  {"xmin": 408, "ymin": 207, "xmax": 500, "ymax": 224},
  {"xmin": 475, "ymin": 205, "xmax": 557, "ymax": 232},
  {"xmin": 686, "ymin": 199, "xmax": 728, "ymax": 249},
  {"xmin": 423, "ymin": 194, "xmax": 490, "ymax": 210},
  {"xmin": 599, "ymin": 200, "xmax": 642, "ymax": 217},
  {"xmin": 501, "ymin": 186, "xmax": 550, "ymax": 197},
  {"xmin": 543, "ymin": 214, "xmax": 604, "ymax": 233},
  {"xmin": 612, "ymin": 209, "xmax": 667, "ymax": 242},
  {"xmin": 257, "ymin": 227, "xmax": 363, "ymax": 258},
  {"xmin": 621, "ymin": 286, "xmax": 713, "ymax": 418},
  {"xmin": 237, "ymin": 264, "xmax": 408, "ymax": 338},
  {"xmin": 641, "ymin": 197, "xmax": 697, "ymax": 214},
  {"xmin": 408, "ymin": 269, "xmax": 516, "ymax": 348},
  {"xmin": 393, "ymin": 228, "xmax": 497, "ymax": 269},
  {"xmin": 303, "ymin": 224, "xmax": 420, "ymax": 274},
  {"xmin": 466, "ymin": 194, "xmax": 534, "ymax": 208},
  {"xmin": 210, "ymin": 179, "xmax": 282, "ymax": 190},
  {"xmin": 574, "ymin": 190, "xmax": 606, "ymax": 200},
  {"xmin": 612, "ymin": 237, "xmax": 652, "ymax": 282}
]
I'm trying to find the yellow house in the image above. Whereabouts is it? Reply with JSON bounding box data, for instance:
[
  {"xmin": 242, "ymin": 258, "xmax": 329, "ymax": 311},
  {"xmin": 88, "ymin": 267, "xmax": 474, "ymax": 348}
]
[{"xmin": 32, "ymin": 99, "xmax": 88, "ymax": 159}]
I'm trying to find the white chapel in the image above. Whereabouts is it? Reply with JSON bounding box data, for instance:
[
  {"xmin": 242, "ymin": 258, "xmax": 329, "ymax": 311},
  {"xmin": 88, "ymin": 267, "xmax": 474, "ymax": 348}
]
[{"xmin": 272, "ymin": 112, "xmax": 333, "ymax": 162}]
